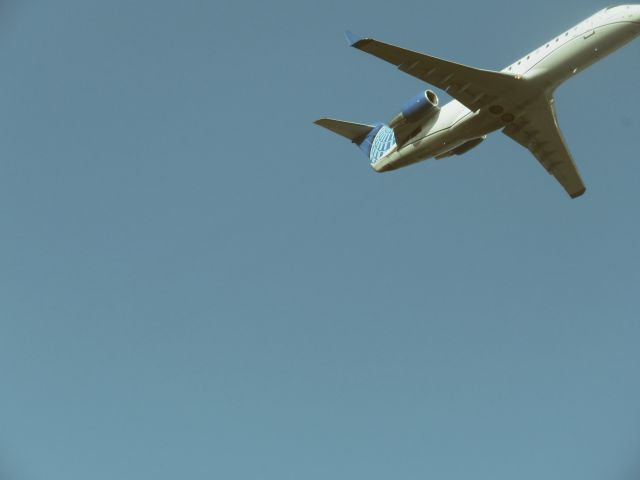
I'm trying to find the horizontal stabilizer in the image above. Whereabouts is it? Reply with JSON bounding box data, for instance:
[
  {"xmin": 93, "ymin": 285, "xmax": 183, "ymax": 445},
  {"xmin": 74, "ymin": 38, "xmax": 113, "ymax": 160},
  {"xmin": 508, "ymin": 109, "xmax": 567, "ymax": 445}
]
[{"xmin": 314, "ymin": 118, "xmax": 375, "ymax": 143}]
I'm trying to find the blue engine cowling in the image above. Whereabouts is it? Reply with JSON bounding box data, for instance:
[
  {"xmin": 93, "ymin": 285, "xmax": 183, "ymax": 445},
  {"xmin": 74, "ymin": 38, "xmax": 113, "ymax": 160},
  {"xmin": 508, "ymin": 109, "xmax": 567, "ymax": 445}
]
[{"xmin": 401, "ymin": 90, "xmax": 439, "ymax": 122}]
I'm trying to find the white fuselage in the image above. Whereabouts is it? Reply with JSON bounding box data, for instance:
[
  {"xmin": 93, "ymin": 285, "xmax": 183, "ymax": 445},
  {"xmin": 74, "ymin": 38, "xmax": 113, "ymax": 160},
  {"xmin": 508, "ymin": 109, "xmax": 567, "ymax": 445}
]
[{"xmin": 373, "ymin": 5, "xmax": 640, "ymax": 172}]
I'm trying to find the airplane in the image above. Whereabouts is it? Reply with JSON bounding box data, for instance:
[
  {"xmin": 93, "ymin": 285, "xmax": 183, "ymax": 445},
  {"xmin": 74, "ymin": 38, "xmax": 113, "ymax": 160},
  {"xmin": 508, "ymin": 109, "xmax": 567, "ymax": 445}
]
[{"xmin": 315, "ymin": 5, "xmax": 640, "ymax": 198}]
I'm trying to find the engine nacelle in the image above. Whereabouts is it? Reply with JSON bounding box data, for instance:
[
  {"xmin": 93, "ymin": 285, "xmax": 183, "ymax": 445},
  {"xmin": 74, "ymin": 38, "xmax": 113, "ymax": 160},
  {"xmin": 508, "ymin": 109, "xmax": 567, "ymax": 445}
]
[{"xmin": 389, "ymin": 90, "xmax": 440, "ymax": 129}]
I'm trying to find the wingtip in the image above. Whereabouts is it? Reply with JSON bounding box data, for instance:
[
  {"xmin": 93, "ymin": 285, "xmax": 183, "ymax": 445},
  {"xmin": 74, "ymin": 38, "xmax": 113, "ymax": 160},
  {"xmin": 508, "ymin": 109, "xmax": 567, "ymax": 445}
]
[{"xmin": 570, "ymin": 187, "xmax": 587, "ymax": 199}]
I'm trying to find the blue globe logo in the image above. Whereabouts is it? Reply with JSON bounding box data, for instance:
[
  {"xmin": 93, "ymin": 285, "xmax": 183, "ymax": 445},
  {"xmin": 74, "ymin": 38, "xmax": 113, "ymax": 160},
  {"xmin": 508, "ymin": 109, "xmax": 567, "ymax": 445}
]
[{"xmin": 370, "ymin": 126, "xmax": 396, "ymax": 163}]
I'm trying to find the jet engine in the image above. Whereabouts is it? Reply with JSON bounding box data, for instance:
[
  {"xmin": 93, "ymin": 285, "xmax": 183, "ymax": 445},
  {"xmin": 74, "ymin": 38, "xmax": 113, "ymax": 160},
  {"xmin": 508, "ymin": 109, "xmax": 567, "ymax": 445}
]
[{"xmin": 389, "ymin": 90, "xmax": 440, "ymax": 129}]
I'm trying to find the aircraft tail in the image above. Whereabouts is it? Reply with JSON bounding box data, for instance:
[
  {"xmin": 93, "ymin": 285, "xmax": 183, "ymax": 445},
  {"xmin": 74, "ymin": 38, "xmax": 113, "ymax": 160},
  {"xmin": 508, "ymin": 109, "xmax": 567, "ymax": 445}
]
[
  {"xmin": 314, "ymin": 118, "xmax": 374, "ymax": 143},
  {"xmin": 314, "ymin": 118, "xmax": 397, "ymax": 163}
]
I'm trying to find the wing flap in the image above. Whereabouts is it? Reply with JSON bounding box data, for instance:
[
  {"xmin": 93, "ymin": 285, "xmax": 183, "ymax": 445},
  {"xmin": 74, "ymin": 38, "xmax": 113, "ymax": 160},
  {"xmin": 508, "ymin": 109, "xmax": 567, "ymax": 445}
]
[{"xmin": 349, "ymin": 36, "xmax": 523, "ymax": 112}]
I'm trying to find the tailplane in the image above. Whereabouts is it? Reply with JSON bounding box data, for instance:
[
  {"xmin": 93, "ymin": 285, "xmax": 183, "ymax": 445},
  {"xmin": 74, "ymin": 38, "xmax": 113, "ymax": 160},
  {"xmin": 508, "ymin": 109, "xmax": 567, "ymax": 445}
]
[
  {"xmin": 314, "ymin": 118, "xmax": 396, "ymax": 163},
  {"xmin": 314, "ymin": 118, "xmax": 374, "ymax": 143}
]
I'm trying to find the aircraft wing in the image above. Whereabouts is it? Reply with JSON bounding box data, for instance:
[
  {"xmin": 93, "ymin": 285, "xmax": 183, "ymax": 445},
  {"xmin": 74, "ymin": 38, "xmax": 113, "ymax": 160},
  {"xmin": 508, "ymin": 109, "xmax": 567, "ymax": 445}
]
[
  {"xmin": 502, "ymin": 96, "xmax": 586, "ymax": 199},
  {"xmin": 347, "ymin": 33, "xmax": 522, "ymax": 112}
]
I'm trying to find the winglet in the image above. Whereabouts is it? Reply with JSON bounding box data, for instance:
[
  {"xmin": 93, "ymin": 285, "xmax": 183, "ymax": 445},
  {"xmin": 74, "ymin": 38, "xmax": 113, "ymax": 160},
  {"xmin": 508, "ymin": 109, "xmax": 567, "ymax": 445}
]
[{"xmin": 344, "ymin": 30, "xmax": 361, "ymax": 47}]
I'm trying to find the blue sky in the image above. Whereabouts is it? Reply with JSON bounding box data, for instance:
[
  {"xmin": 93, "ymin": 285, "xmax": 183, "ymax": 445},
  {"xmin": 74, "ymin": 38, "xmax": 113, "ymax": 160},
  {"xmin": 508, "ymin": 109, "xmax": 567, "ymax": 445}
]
[{"xmin": 1, "ymin": 1, "xmax": 640, "ymax": 479}]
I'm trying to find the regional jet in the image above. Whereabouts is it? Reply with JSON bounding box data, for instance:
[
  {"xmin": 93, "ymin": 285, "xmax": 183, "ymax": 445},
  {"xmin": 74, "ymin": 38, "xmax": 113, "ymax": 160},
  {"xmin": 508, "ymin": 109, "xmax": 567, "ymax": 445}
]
[{"xmin": 315, "ymin": 5, "xmax": 640, "ymax": 198}]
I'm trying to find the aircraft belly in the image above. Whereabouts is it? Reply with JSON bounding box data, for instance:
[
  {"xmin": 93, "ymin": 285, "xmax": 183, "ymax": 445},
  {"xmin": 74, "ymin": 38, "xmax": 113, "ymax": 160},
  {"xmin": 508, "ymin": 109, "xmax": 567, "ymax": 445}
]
[{"xmin": 377, "ymin": 110, "xmax": 501, "ymax": 171}]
